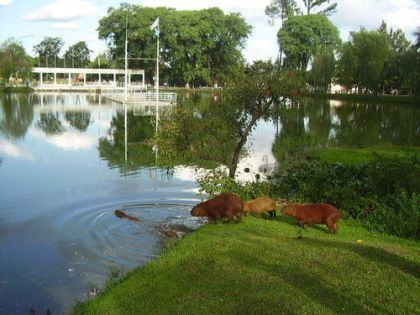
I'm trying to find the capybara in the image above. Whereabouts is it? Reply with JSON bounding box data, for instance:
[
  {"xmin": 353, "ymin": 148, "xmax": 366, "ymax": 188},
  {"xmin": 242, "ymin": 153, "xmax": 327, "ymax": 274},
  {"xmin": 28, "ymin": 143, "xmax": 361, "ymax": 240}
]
[
  {"xmin": 244, "ymin": 197, "xmax": 277, "ymax": 217},
  {"xmin": 282, "ymin": 203, "xmax": 340, "ymax": 233},
  {"xmin": 190, "ymin": 193, "xmax": 244, "ymax": 222},
  {"xmin": 115, "ymin": 209, "xmax": 140, "ymax": 222}
]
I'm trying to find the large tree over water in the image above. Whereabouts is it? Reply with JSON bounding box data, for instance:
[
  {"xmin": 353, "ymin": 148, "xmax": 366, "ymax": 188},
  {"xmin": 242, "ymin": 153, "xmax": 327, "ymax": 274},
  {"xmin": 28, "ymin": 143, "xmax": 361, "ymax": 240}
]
[{"xmin": 97, "ymin": 4, "xmax": 251, "ymax": 86}]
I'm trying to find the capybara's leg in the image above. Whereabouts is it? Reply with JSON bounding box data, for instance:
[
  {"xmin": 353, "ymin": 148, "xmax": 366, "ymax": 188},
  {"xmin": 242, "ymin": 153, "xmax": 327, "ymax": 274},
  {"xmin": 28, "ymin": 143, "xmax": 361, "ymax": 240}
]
[
  {"xmin": 225, "ymin": 210, "xmax": 234, "ymax": 222},
  {"xmin": 326, "ymin": 217, "xmax": 339, "ymax": 234},
  {"xmin": 235, "ymin": 212, "xmax": 242, "ymax": 221}
]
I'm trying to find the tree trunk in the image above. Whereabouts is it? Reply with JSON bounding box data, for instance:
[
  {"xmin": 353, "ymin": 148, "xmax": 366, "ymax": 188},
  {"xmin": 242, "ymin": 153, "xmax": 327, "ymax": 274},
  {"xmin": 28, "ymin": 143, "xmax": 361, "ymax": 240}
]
[{"xmin": 228, "ymin": 114, "xmax": 259, "ymax": 178}]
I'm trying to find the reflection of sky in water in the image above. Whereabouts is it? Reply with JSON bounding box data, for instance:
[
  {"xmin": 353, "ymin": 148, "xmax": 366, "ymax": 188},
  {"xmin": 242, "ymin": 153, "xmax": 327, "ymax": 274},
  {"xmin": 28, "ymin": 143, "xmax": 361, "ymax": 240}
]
[
  {"xmin": 236, "ymin": 118, "xmax": 278, "ymax": 181},
  {"xmin": 0, "ymin": 93, "xmax": 202, "ymax": 314}
]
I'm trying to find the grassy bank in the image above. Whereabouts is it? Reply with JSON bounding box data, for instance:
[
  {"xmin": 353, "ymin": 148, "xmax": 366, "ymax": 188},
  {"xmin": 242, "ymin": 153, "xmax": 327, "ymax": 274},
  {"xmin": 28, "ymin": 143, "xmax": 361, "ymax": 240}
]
[{"xmin": 73, "ymin": 216, "xmax": 419, "ymax": 315}]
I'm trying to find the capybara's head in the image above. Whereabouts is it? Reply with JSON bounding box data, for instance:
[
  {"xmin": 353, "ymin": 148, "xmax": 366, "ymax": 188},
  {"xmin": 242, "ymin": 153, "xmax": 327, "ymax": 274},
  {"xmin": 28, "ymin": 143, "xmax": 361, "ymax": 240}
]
[
  {"xmin": 191, "ymin": 204, "xmax": 206, "ymax": 217},
  {"xmin": 115, "ymin": 209, "xmax": 124, "ymax": 218},
  {"xmin": 281, "ymin": 205, "xmax": 295, "ymax": 216}
]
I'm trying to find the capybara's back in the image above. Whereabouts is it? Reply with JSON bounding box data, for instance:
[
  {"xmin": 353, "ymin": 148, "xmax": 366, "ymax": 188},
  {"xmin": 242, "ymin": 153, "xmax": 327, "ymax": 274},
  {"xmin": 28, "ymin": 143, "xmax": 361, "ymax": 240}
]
[
  {"xmin": 191, "ymin": 193, "xmax": 244, "ymax": 221},
  {"xmin": 282, "ymin": 203, "xmax": 340, "ymax": 233},
  {"xmin": 244, "ymin": 197, "xmax": 277, "ymax": 217}
]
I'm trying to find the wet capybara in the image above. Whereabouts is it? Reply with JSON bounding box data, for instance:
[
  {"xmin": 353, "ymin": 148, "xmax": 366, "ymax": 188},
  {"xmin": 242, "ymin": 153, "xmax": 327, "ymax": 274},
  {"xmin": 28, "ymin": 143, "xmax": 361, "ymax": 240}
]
[
  {"xmin": 115, "ymin": 209, "xmax": 140, "ymax": 222},
  {"xmin": 282, "ymin": 203, "xmax": 340, "ymax": 233},
  {"xmin": 244, "ymin": 197, "xmax": 277, "ymax": 217},
  {"xmin": 190, "ymin": 193, "xmax": 244, "ymax": 222}
]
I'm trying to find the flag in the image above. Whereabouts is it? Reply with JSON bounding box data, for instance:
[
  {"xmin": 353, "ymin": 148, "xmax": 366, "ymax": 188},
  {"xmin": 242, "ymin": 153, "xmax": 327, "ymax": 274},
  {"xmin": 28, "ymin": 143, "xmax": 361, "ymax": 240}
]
[{"xmin": 150, "ymin": 17, "xmax": 159, "ymax": 31}]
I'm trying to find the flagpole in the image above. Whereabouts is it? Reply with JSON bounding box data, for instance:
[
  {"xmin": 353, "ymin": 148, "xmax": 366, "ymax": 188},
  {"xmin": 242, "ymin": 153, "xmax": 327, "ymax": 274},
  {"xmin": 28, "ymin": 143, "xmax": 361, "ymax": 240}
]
[
  {"xmin": 155, "ymin": 21, "xmax": 160, "ymax": 133},
  {"xmin": 124, "ymin": 16, "xmax": 128, "ymax": 102}
]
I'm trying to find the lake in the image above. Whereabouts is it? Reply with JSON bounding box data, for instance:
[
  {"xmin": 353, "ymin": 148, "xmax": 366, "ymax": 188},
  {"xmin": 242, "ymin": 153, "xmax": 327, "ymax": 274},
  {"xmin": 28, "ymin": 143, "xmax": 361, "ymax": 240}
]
[{"xmin": 0, "ymin": 92, "xmax": 418, "ymax": 314}]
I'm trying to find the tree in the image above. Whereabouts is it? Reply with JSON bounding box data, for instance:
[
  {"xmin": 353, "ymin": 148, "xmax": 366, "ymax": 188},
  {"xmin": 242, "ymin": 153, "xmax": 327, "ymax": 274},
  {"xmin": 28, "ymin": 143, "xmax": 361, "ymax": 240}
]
[
  {"xmin": 278, "ymin": 14, "xmax": 340, "ymax": 70},
  {"xmin": 378, "ymin": 21, "xmax": 411, "ymax": 93},
  {"xmin": 302, "ymin": 0, "xmax": 337, "ymax": 15},
  {"xmin": 152, "ymin": 62, "xmax": 304, "ymax": 178},
  {"xmin": 415, "ymin": 28, "xmax": 420, "ymax": 49},
  {"xmin": 336, "ymin": 29, "xmax": 391, "ymax": 94},
  {"xmin": 64, "ymin": 41, "xmax": 91, "ymax": 68},
  {"xmin": 265, "ymin": 0, "xmax": 300, "ymax": 25},
  {"xmin": 309, "ymin": 51, "xmax": 335, "ymax": 93},
  {"xmin": 0, "ymin": 38, "xmax": 33, "ymax": 81},
  {"xmin": 97, "ymin": 4, "xmax": 251, "ymax": 86},
  {"xmin": 265, "ymin": 0, "xmax": 300, "ymax": 66},
  {"xmin": 33, "ymin": 36, "xmax": 64, "ymax": 67},
  {"xmin": 335, "ymin": 41, "xmax": 359, "ymax": 92}
]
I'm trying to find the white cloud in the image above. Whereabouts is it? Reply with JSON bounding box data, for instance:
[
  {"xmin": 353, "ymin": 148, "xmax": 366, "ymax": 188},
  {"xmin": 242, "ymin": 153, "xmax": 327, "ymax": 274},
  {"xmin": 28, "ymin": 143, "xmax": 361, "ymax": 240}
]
[
  {"xmin": 52, "ymin": 22, "xmax": 79, "ymax": 30},
  {"xmin": 330, "ymin": 0, "xmax": 420, "ymax": 41},
  {"xmin": 0, "ymin": 141, "xmax": 34, "ymax": 160},
  {"xmin": 0, "ymin": 0, "xmax": 12, "ymax": 6},
  {"xmin": 22, "ymin": 0, "xmax": 98, "ymax": 22},
  {"xmin": 30, "ymin": 128, "xmax": 96, "ymax": 151}
]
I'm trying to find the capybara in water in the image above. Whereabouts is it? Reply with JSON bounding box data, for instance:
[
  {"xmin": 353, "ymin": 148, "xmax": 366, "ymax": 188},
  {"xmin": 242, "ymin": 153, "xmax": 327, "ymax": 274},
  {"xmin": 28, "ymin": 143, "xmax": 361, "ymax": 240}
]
[
  {"xmin": 115, "ymin": 209, "xmax": 140, "ymax": 222},
  {"xmin": 282, "ymin": 203, "xmax": 340, "ymax": 233},
  {"xmin": 190, "ymin": 193, "xmax": 244, "ymax": 222},
  {"xmin": 244, "ymin": 197, "xmax": 277, "ymax": 217}
]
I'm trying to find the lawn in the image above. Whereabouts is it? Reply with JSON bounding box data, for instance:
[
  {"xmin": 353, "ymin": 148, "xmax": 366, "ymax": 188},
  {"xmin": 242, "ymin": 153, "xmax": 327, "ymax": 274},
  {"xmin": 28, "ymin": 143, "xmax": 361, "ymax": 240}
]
[{"xmin": 73, "ymin": 216, "xmax": 420, "ymax": 315}]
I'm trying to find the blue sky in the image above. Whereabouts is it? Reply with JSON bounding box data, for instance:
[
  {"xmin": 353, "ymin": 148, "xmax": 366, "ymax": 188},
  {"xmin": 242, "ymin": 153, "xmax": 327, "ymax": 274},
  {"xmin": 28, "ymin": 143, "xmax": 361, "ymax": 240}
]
[{"xmin": 1, "ymin": 0, "xmax": 419, "ymax": 62}]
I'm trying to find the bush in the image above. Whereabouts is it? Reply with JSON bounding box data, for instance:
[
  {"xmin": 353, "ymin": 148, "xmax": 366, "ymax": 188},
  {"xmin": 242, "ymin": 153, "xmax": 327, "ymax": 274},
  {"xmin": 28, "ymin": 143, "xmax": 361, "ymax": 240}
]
[
  {"xmin": 270, "ymin": 153, "xmax": 419, "ymax": 239},
  {"xmin": 197, "ymin": 153, "xmax": 419, "ymax": 239}
]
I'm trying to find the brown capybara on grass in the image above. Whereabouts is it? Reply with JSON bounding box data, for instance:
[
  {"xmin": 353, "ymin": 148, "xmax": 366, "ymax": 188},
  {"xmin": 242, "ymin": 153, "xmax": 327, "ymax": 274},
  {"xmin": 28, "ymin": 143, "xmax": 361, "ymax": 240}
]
[
  {"xmin": 191, "ymin": 193, "xmax": 244, "ymax": 222},
  {"xmin": 282, "ymin": 203, "xmax": 340, "ymax": 233},
  {"xmin": 244, "ymin": 197, "xmax": 277, "ymax": 217}
]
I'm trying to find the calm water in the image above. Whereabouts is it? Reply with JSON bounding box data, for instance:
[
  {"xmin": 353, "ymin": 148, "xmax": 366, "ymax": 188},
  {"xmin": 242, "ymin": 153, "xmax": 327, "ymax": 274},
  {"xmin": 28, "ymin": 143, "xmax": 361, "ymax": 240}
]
[{"xmin": 0, "ymin": 93, "xmax": 418, "ymax": 314}]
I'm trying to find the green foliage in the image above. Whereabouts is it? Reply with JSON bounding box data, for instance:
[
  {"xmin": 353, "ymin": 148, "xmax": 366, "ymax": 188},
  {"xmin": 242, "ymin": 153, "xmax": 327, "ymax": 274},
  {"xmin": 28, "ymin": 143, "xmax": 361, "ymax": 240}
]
[
  {"xmin": 98, "ymin": 5, "xmax": 251, "ymax": 86},
  {"xmin": 196, "ymin": 168, "xmax": 274, "ymax": 201},
  {"xmin": 309, "ymin": 51, "xmax": 335, "ymax": 92},
  {"xmin": 278, "ymin": 14, "xmax": 340, "ymax": 70},
  {"xmin": 272, "ymin": 153, "xmax": 420, "ymax": 239},
  {"xmin": 0, "ymin": 38, "xmax": 33, "ymax": 81},
  {"xmin": 302, "ymin": 0, "xmax": 337, "ymax": 15},
  {"xmin": 265, "ymin": 0, "xmax": 300, "ymax": 25},
  {"xmin": 152, "ymin": 64, "xmax": 304, "ymax": 177},
  {"xmin": 64, "ymin": 41, "xmax": 91, "ymax": 68},
  {"xmin": 33, "ymin": 36, "xmax": 64, "ymax": 67}
]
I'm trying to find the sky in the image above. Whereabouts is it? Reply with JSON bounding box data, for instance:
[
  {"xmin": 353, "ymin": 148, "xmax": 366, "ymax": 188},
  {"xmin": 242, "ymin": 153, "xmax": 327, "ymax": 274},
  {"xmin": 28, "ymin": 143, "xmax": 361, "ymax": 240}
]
[{"xmin": 0, "ymin": 0, "xmax": 419, "ymax": 63}]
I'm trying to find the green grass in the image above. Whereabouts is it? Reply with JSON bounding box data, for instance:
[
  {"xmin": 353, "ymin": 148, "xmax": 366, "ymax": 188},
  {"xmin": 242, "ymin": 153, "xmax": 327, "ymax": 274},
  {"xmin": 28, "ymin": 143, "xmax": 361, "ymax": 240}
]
[
  {"xmin": 73, "ymin": 216, "xmax": 420, "ymax": 315},
  {"xmin": 313, "ymin": 145, "xmax": 420, "ymax": 164}
]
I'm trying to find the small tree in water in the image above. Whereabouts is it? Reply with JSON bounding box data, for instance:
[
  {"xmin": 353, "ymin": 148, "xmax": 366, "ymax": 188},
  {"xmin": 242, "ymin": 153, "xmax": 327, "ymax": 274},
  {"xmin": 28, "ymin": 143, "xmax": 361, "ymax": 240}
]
[{"xmin": 152, "ymin": 62, "xmax": 303, "ymax": 178}]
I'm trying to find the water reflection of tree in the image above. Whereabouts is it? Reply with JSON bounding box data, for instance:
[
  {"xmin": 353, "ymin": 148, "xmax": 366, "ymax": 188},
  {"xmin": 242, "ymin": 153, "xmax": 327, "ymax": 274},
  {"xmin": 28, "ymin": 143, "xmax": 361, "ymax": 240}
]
[
  {"xmin": 36, "ymin": 113, "xmax": 65, "ymax": 135},
  {"xmin": 332, "ymin": 102, "xmax": 420, "ymax": 147},
  {"xmin": 272, "ymin": 98, "xmax": 420, "ymax": 168},
  {"xmin": 272, "ymin": 98, "xmax": 332, "ymax": 168},
  {"xmin": 65, "ymin": 111, "xmax": 91, "ymax": 132},
  {"xmin": 0, "ymin": 94, "xmax": 34, "ymax": 139},
  {"xmin": 98, "ymin": 111, "xmax": 156, "ymax": 172}
]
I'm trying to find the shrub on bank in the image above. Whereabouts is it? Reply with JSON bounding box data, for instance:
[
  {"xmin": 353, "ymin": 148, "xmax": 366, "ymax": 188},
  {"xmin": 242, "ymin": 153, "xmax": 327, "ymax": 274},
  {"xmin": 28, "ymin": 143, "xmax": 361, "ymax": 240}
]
[{"xmin": 198, "ymin": 153, "xmax": 419, "ymax": 239}]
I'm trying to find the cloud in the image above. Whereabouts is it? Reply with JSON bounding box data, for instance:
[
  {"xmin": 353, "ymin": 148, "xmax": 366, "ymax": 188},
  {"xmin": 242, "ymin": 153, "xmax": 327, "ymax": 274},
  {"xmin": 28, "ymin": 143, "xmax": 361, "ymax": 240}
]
[
  {"xmin": 22, "ymin": 0, "xmax": 98, "ymax": 22},
  {"xmin": 30, "ymin": 128, "xmax": 96, "ymax": 151},
  {"xmin": 330, "ymin": 0, "xmax": 420, "ymax": 41},
  {"xmin": 0, "ymin": 141, "xmax": 34, "ymax": 160},
  {"xmin": 0, "ymin": 0, "xmax": 12, "ymax": 6}
]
